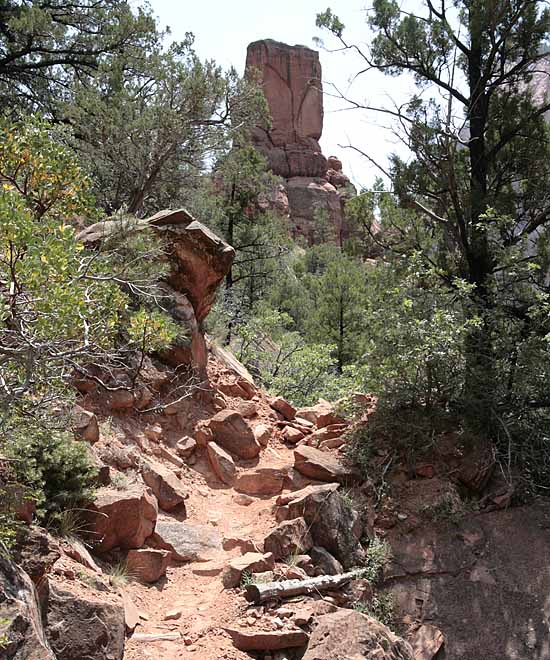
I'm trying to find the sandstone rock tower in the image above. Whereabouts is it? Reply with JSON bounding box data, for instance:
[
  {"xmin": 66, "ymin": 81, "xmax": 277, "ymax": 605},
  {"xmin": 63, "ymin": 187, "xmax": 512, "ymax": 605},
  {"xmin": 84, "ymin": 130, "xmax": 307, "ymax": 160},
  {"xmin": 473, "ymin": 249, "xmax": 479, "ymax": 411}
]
[{"xmin": 246, "ymin": 39, "xmax": 355, "ymax": 244}]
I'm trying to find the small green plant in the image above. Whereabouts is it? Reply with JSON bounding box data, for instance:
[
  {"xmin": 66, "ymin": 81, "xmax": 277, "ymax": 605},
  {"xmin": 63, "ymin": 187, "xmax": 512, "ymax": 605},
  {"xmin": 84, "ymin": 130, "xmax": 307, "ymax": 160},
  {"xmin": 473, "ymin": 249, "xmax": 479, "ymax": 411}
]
[
  {"xmin": 76, "ymin": 568, "xmax": 103, "ymax": 590},
  {"xmin": 369, "ymin": 593, "xmax": 395, "ymax": 627},
  {"xmin": 353, "ymin": 592, "xmax": 395, "ymax": 628},
  {"xmin": 3, "ymin": 416, "xmax": 97, "ymax": 523},
  {"xmin": 47, "ymin": 508, "xmax": 89, "ymax": 540},
  {"xmin": 422, "ymin": 491, "xmax": 465, "ymax": 523},
  {"xmin": 340, "ymin": 488, "xmax": 355, "ymax": 511},
  {"xmin": 361, "ymin": 536, "xmax": 391, "ymax": 583},
  {"xmin": 283, "ymin": 552, "xmax": 300, "ymax": 569},
  {"xmin": 0, "ymin": 618, "xmax": 10, "ymax": 650},
  {"xmin": 345, "ymin": 424, "xmax": 374, "ymax": 477},
  {"xmin": 111, "ymin": 472, "xmax": 129, "ymax": 490},
  {"xmin": 240, "ymin": 569, "xmax": 272, "ymax": 588},
  {"xmin": 108, "ymin": 561, "xmax": 133, "ymax": 589},
  {"xmin": 240, "ymin": 570, "xmax": 254, "ymax": 588},
  {"xmin": 0, "ymin": 514, "xmax": 17, "ymax": 557}
]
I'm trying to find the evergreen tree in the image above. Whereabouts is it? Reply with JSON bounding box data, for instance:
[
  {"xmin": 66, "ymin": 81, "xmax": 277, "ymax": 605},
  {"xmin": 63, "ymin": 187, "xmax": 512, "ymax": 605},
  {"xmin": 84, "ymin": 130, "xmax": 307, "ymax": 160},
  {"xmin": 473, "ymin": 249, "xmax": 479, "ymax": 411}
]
[
  {"xmin": 0, "ymin": 0, "xmax": 159, "ymax": 111},
  {"xmin": 318, "ymin": 1, "xmax": 550, "ymax": 432}
]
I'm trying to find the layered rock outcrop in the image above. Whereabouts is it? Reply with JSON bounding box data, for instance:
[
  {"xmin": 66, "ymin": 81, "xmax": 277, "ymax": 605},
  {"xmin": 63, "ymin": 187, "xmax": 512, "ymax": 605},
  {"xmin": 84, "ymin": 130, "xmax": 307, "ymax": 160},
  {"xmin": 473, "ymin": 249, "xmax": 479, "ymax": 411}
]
[
  {"xmin": 246, "ymin": 39, "xmax": 356, "ymax": 244},
  {"xmin": 77, "ymin": 208, "xmax": 234, "ymax": 382}
]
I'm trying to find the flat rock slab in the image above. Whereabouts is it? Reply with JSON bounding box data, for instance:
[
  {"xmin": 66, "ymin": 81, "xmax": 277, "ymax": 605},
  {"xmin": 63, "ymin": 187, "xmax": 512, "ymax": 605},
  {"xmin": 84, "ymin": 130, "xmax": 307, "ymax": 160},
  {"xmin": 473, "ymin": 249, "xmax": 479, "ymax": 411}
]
[
  {"xmin": 277, "ymin": 482, "xmax": 339, "ymax": 507},
  {"xmin": 293, "ymin": 446, "xmax": 357, "ymax": 483},
  {"xmin": 207, "ymin": 410, "xmax": 261, "ymax": 459},
  {"xmin": 142, "ymin": 461, "xmax": 187, "ymax": 512},
  {"xmin": 207, "ymin": 442, "xmax": 237, "ymax": 485},
  {"xmin": 225, "ymin": 627, "xmax": 309, "ymax": 651},
  {"xmin": 234, "ymin": 467, "xmax": 286, "ymax": 496},
  {"xmin": 126, "ymin": 548, "xmax": 171, "ymax": 583},
  {"xmin": 222, "ymin": 552, "xmax": 275, "ymax": 588},
  {"xmin": 151, "ymin": 520, "xmax": 221, "ymax": 562}
]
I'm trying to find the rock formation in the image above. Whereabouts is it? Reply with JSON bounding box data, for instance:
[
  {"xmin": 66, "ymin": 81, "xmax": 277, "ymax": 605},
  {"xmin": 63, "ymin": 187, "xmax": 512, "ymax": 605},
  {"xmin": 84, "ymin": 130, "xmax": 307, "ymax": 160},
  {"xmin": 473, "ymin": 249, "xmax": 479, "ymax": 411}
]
[
  {"xmin": 77, "ymin": 208, "xmax": 234, "ymax": 382},
  {"xmin": 246, "ymin": 39, "xmax": 356, "ymax": 244}
]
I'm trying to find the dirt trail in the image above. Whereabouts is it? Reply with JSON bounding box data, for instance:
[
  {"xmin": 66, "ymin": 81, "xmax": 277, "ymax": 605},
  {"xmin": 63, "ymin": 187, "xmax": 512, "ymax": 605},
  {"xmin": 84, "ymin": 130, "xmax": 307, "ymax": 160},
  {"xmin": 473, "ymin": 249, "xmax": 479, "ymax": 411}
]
[{"xmin": 124, "ymin": 437, "xmax": 299, "ymax": 660}]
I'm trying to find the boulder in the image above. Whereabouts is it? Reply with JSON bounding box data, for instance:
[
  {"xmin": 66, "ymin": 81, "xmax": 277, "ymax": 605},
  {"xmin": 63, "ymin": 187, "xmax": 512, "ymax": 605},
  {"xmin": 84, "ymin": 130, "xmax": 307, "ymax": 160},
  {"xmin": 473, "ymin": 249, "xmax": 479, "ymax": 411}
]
[
  {"xmin": 86, "ymin": 485, "xmax": 158, "ymax": 552},
  {"xmin": 408, "ymin": 624, "xmax": 445, "ymax": 660},
  {"xmin": 207, "ymin": 442, "xmax": 237, "ymax": 485},
  {"xmin": 108, "ymin": 389, "xmax": 135, "ymax": 410},
  {"xmin": 226, "ymin": 627, "xmax": 309, "ymax": 651},
  {"xmin": 207, "ymin": 410, "xmax": 261, "ymax": 459},
  {"xmin": 141, "ymin": 460, "xmax": 187, "ymax": 512},
  {"xmin": 310, "ymin": 546, "xmax": 343, "ymax": 575},
  {"xmin": 276, "ymin": 482, "xmax": 340, "ymax": 506},
  {"xmin": 45, "ymin": 582, "xmax": 125, "ymax": 660},
  {"xmin": 222, "ymin": 552, "xmax": 275, "ymax": 588},
  {"xmin": 12, "ymin": 527, "xmax": 61, "ymax": 583},
  {"xmin": 79, "ymin": 210, "xmax": 235, "ymax": 382},
  {"xmin": 217, "ymin": 381, "xmax": 250, "ymax": 399},
  {"xmin": 144, "ymin": 423, "xmax": 163, "ymax": 441},
  {"xmin": 0, "ymin": 556, "xmax": 56, "ymax": 659},
  {"xmin": 302, "ymin": 610, "xmax": 414, "ymax": 660},
  {"xmin": 283, "ymin": 426, "xmax": 304, "ymax": 444},
  {"xmin": 238, "ymin": 401, "xmax": 258, "ymax": 418},
  {"xmin": 72, "ymin": 405, "xmax": 99, "ymax": 443},
  {"xmin": 151, "ymin": 520, "xmax": 221, "ymax": 562},
  {"xmin": 63, "ymin": 538, "xmax": 102, "ymax": 574},
  {"xmin": 297, "ymin": 400, "xmax": 346, "ymax": 428},
  {"xmin": 270, "ymin": 396, "xmax": 296, "ymax": 420},
  {"xmin": 264, "ymin": 518, "xmax": 313, "ymax": 560},
  {"xmin": 234, "ymin": 467, "xmax": 285, "ymax": 496},
  {"xmin": 294, "ymin": 445, "xmax": 357, "ymax": 483},
  {"xmin": 305, "ymin": 424, "xmax": 347, "ymax": 447},
  {"xmin": 254, "ymin": 423, "xmax": 273, "ymax": 447},
  {"xmin": 126, "ymin": 548, "xmax": 171, "ymax": 583},
  {"xmin": 286, "ymin": 488, "xmax": 365, "ymax": 568}
]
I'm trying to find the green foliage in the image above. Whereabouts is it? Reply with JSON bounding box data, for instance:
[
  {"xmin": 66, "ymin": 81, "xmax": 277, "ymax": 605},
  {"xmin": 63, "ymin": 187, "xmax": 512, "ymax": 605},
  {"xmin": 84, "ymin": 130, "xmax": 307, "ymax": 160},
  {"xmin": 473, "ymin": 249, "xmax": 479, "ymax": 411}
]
[
  {"xmin": 303, "ymin": 246, "xmax": 370, "ymax": 372},
  {"xmin": 194, "ymin": 144, "xmax": 288, "ymax": 323},
  {"xmin": 108, "ymin": 561, "xmax": 134, "ymax": 589},
  {"xmin": 316, "ymin": 8, "xmax": 345, "ymax": 37},
  {"xmin": 0, "ymin": 618, "xmax": 9, "ymax": 651},
  {"xmin": 231, "ymin": 307, "xmax": 339, "ymax": 406},
  {"xmin": 421, "ymin": 491, "xmax": 466, "ymax": 524},
  {"xmin": 0, "ymin": 510, "xmax": 18, "ymax": 558},
  {"xmin": 0, "ymin": 0, "xmax": 160, "ymax": 111},
  {"xmin": 2, "ymin": 414, "xmax": 97, "ymax": 525},
  {"xmin": 361, "ymin": 536, "xmax": 391, "ymax": 583},
  {"xmin": 355, "ymin": 592, "xmax": 395, "ymax": 628},
  {"xmin": 0, "ymin": 116, "xmax": 180, "ymax": 404},
  {"xmin": 316, "ymin": 2, "xmax": 550, "ymax": 493},
  {"xmin": 345, "ymin": 424, "xmax": 375, "ymax": 478}
]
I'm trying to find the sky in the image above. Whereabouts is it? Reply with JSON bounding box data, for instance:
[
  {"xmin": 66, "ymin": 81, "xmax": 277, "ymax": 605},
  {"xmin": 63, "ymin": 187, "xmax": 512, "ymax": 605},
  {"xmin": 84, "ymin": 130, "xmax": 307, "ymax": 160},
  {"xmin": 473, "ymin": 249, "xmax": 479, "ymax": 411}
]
[{"xmin": 149, "ymin": 0, "xmax": 417, "ymax": 189}]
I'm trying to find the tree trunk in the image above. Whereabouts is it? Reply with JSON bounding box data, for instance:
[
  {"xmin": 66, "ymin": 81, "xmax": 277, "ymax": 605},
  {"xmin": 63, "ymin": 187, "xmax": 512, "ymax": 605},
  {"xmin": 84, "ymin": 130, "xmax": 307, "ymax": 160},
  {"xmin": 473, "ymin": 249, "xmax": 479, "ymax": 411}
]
[
  {"xmin": 244, "ymin": 570, "xmax": 362, "ymax": 604},
  {"xmin": 463, "ymin": 2, "xmax": 496, "ymax": 431}
]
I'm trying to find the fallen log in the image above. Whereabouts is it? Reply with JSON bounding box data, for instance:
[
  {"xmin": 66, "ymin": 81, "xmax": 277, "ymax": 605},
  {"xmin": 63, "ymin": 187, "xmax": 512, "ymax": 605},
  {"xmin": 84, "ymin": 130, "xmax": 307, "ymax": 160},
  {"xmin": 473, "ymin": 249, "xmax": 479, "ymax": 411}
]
[
  {"xmin": 132, "ymin": 633, "xmax": 181, "ymax": 642},
  {"xmin": 244, "ymin": 569, "xmax": 363, "ymax": 603}
]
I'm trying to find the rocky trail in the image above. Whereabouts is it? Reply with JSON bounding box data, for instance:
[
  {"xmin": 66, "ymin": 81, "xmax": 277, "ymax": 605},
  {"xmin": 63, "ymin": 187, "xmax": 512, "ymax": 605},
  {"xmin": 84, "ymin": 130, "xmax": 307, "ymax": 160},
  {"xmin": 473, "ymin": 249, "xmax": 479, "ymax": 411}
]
[
  {"xmin": 123, "ymin": 441, "xmax": 298, "ymax": 660},
  {"xmin": 53, "ymin": 360, "xmax": 384, "ymax": 660}
]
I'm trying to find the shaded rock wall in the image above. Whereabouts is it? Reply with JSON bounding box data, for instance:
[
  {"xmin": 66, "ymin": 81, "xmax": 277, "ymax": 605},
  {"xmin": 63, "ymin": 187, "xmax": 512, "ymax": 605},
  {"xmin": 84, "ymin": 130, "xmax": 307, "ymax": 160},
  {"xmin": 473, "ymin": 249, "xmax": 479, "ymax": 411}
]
[{"xmin": 385, "ymin": 500, "xmax": 550, "ymax": 660}]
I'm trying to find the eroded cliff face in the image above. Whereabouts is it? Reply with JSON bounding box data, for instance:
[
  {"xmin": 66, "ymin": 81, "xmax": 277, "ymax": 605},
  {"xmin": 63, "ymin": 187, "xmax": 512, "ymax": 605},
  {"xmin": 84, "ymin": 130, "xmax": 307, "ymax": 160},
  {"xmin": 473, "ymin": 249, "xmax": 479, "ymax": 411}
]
[{"xmin": 246, "ymin": 39, "xmax": 356, "ymax": 245}]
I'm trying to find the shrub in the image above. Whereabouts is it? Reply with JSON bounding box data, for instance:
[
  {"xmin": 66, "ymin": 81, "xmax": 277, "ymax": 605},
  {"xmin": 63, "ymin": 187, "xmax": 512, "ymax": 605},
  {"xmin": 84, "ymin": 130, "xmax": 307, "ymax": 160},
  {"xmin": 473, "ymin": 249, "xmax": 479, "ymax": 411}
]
[
  {"xmin": 2, "ymin": 414, "xmax": 97, "ymax": 526},
  {"xmin": 361, "ymin": 537, "xmax": 391, "ymax": 584}
]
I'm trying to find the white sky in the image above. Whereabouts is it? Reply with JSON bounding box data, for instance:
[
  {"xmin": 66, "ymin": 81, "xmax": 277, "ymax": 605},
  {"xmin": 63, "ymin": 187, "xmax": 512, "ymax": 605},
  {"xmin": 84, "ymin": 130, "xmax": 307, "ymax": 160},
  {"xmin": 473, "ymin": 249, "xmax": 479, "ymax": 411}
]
[{"xmin": 150, "ymin": 0, "xmax": 418, "ymax": 190}]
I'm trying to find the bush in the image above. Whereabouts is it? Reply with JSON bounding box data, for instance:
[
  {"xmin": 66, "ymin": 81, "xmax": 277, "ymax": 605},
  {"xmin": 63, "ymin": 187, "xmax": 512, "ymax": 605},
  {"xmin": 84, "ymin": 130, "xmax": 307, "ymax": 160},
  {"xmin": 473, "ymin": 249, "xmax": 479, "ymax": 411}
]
[{"xmin": 2, "ymin": 414, "xmax": 97, "ymax": 527}]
